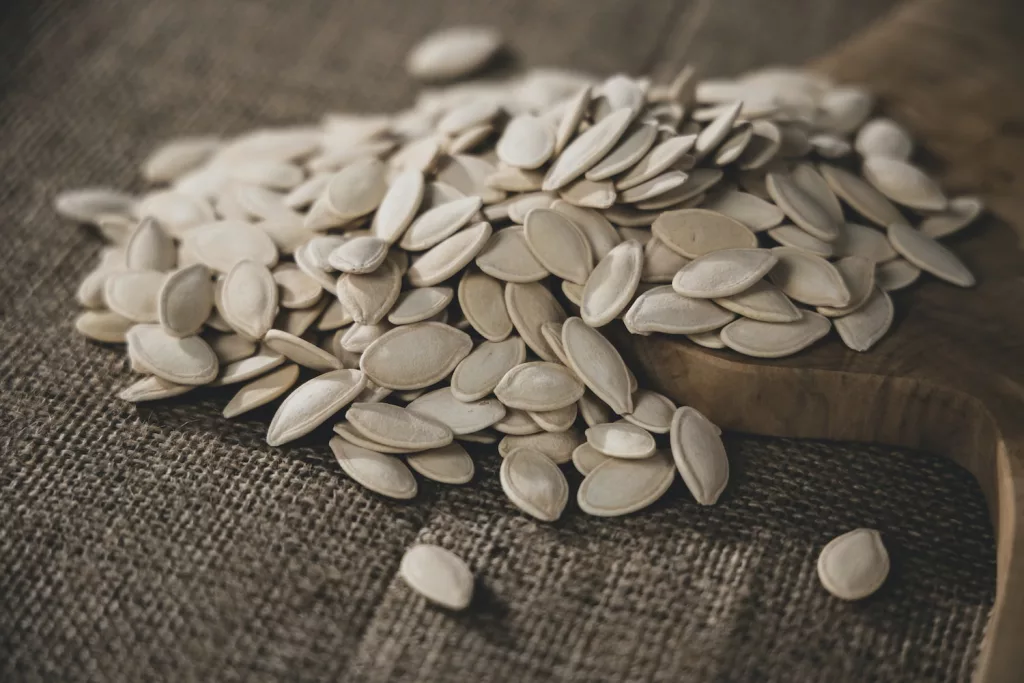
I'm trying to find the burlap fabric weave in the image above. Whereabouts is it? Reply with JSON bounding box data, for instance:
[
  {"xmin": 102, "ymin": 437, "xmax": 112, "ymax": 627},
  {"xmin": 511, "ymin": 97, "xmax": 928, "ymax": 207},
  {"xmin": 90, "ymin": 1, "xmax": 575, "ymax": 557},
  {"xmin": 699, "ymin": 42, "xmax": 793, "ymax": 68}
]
[{"xmin": 0, "ymin": 0, "xmax": 996, "ymax": 681}]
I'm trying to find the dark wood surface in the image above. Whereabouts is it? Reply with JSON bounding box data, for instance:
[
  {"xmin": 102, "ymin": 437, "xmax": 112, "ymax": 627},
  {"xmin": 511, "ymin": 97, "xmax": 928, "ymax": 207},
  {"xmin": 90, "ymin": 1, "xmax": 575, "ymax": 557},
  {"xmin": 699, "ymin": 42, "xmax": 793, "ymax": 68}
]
[{"xmin": 629, "ymin": 1, "xmax": 1024, "ymax": 680}]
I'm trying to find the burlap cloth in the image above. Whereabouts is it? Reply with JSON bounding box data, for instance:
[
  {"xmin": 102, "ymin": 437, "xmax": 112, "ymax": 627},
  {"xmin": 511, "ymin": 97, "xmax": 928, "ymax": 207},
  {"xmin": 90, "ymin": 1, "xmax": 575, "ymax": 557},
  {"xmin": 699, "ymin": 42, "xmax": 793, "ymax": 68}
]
[{"xmin": 0, "ymin": 0, "xmax": 997, "ymax": 681}]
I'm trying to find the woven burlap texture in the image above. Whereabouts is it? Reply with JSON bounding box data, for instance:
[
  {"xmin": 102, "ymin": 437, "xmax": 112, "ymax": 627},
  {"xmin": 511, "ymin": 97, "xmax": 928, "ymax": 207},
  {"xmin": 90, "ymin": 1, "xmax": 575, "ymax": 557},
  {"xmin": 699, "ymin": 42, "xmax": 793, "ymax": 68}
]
[{"xmin": 0, "ymin": 0, "xmax": 995, "ymax": 681}]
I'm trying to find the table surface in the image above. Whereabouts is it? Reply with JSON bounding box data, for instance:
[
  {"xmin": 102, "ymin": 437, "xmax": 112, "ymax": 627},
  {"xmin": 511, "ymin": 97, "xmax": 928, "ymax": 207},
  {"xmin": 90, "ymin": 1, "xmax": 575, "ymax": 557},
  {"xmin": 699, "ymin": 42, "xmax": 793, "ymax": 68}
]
[{"xmin": 0, "ymin": 0, "xmax": 998, "ymax": 681}]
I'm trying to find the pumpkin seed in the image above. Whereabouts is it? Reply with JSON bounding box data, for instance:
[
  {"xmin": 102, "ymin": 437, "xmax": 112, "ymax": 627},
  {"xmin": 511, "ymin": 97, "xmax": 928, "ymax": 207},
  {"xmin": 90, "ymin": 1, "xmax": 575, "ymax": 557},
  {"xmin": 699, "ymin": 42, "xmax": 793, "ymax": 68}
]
[
  {"xmin": 267, "ymin": 369, "xmax": 366, "ymax": 446},
  {"xmin": 451, "ymin": 337, "xmax": 526, "ymax": 402},
  {"xmin": 670, "ymin": 406, "xmax": 728, "ymax": 505},
  {"xmin": 119, "ymin": 375, "xmax": 194, "ymax": 402},
  {"xmin": 126, "ymin": 324, "xmax": 219, "ymax": 385},
  {"xmin": 498, "ymin": 430, "xmax": 583, "ymax": 465},
  {"xmin": 577, "ymin": 450, "xmax": 675, "ymax": 517},
  {"xmin": 561, "ymin": 317, "xmax": 633, "ymax": 415},
  {"xmin": 817, "ymin": 529, "xmax": 890, "ymax": 600},
  {"xmin": 494, "ymin": 361, "xmax": 585, "ymax": 412},
  {"xmin": 581, "ymin": 240, "xmax": 643, "ymax": 327},
  {"xmin": 360, "ymin": 322, "xmax": 472, "ymax": 390},
  {"xmin": 499, "ymin": 447, "xmax": 569, "ymax": 522},
  {"xmin": 671, "ymin": 248, "xmax": 777, "ymax": 298},
  {"xmin": 329, "ymin": 436, "xmax": 418, "ymax": 500},
  {"xmin": 220, "ymin": 259, "xmax": 278, "ymax": 341},
  {"xmin": 887, "ymin": 223, "xmax": 974, "ymax": 287},
  {"xmin": 586, "ymin": 421, "xmax": 656, "ymax": 459},
  {"xmin": 406, "ymin": 443, "xmax": 475, "ymax": 485},
  {"xmin": 720, "ymin": 312, "xmax": 832, "ymax": 358},
  {"xmin": 505, "ymin": 281, "xmax": 568, "ymax": 362},
  {"xmin": 222, "ymin": 364, "xmax": 300, "ymax": 418}
]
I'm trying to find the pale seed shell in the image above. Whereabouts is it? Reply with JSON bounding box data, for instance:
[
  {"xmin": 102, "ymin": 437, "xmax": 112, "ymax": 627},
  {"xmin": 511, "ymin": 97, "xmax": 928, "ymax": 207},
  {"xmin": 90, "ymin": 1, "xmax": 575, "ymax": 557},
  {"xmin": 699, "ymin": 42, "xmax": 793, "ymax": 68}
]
[
  {"xmin": 498, "ymin": 430, "xmax": 583, "ymax": 465},
  {"xmin": 339, "ymin": 321, "xmax": 393, "ymax": 354},
  {"xmin": 329, "ymin": 436, "xmax": 417, "ymax": 500},
  {"xmin": 819, "ymin": 164, "xmax": 905, "ymax": 228},
  {"xmin": 125, "ymin": 217, "xmax": 176, "ymax": 271},
  {"xmin": 578, "ymin": 392, "xmax": 612, "ymax": 428},
  {"xmin": 523, "ymin": 208, "xmax": 593, "ymax": 285},
  {"xmin": 703, "ymin": 190, "xmax": 785, "ymax": 232},
  {"xmin": 399, "ymin": 544, "xmax": 474, "ymax": 609},
  {"xmin": 720, "ymin": 312, "xmax": 832, "ymax": 358},
  {"xmin": 652, "ymin": 209, "xmax": 757, "ymax": 259},
  {"xmin": 862, "ymin": 157, "xmax": 946, "ymax": 211},
  {"xmin": 406, "ymin": 26, "xmax": 502, "ymax": 81},
  {"xmin": 274, "ymin": 298, "xmax": 328, "ymax": 337},
  {"xmin": 818, "ymin": 256, "xmax": 876, "ymax": 317},
  {"xmin": 346, "ymin": 402, "xmax": 453, "ymax": 450},
  {"xmin": 615, "ymin": 134, "xmax": 697, "ymax": 190},
  {"xmin": 407, "ymin": 387, "xmax": 507, "ymax": 435},
  {"xmin": 671, "ymin": 248, "xmax": 777, "ymax": 298},
  {"xmin": 486, "ymin": 166, "xmax": 545, "ymax": 192},
  {"xmin": 267, "ymin": 369, "xmax": 366, "ymax": 446},
  {"xmin": 577, "ymin": 450, "xmax": 675, "ymax": 517},
  {"xmin": 220, "ymin": 260, "xmax": 278, "ymax": 341},
  {"xmin": 506, "ymin": 192, "xmax": 558, "ymax": 224},
  {"xmin": 766, "ymin": 172, "xmax": 840, "ymax": 242},
  {"xmin": 714, "ymin": 279, "xmax": 801, "ymax": 323},
  {"xmin": 451, "ymin": 337, "xmax": 527, "ymax": 402},
  {"xmin": 142, "ymin": 136, "xmax": 219, "ymax": 183},
  {"xmin": 333, "ymin": 421, "xmax": 407, "ymax": 454},
  {"xmin": 208, "ymin": 333, "xmax": 257, "ymax": 364},
  {"xmin": 713, "ymin": 122, "xmax": 753, "ymax": 166},
  {"xmin": 184, "ymin": 220, "xmax": 278, "ymax": 273},
  {"xmin": 571, "ymin": 442, "xmax": 611, "ymax": 475},
  {"xmin": 694, "ymin": 101, "xmax": 742, "ymax": 159},
  {"xmin": 263, "ymin": 329, "xmax": 342, "ymax": 371},
  {"xmin": 406, "ymin": 444, "xmax": 475, "ymax": 485},
  {"xmin": 326, "ymin": 157, "xmax": 388, "ymax": 220},
  {"xmin": 687, "ymin": 330, "xmax": 726, "ymax": 349},
  {"xmin": 887, "ymin": 223, "xmax": 974, "ymax": 287},
  {"xmin": 126, "ymin": 324, "xmax": 219, "ymax": 385},
  {"xmin": 505, "ymin": 281, "xmax": 568, "ymax": 361},
  {"xmin": 118, "ymin": 375, "xmax": 194, "ymax": 402},
  {"xmin": 158, "ymin": 264, "xmax": 213, "ymax": 336},
  {"xmin": 561, "ymin": 316, "xmax": 633, "ymax": 415},
  {"xmin": 222, "ymin": 364, "xmax": 300, "ymax": 418},
  {"xmin": 817, "ymin": 529, "xmax": 890, "ymax": 601},
  {"xmin": 497, "ymin": 115, "xmax": 556, "ymax": 170},
  {"xmin": 105, "ymin": 270, "xmax": 166, "ymax": 323},
  {"xmin": 55, "ymin": 187, "xmax": 135, "ymax": 224},
  {"xmin": 360, "ymin": 322, "xmax": 472, "ymax": 390},
  {"xmin": 407, "ymin": 221, "xmax": 493, "ymax": 287},
  {"xmin": 272, "ymin": 264, "xmax": 323, "ymax": 309},
  {"xmin": 737, "ymin": 120, "xmax": 782, "ymax": 170},
  {"xmin": 855, "ymin": 118, "xmax": 913, "ymax": 161},
  {"xmin": 529, "ymin": 403, "xmax": 578, "ymax": 433},
  {"xmin": 458, "ymin": 270, "xmax": 513, "ymax": 341},
  {"xmin": 670, "ymin": 406, "xmax": 728, "ymax": 505},
  {"xmin": 581, "ymin": 240, "xmax": 643, "ymax": 327},
  {"xmin": 586, "ymin": 421, "xmax": 656, "ymax": 459},
  {"xmin": 475, "ymin": 226, "xmax": 549, "ymax": 283},
  {"xmin": 834, "ymin": 287, "xmax": 893, "ymax": 352},
  {"xmin": 543, "ymin": 108, "xmax": 634, "ymax": 191},
  {"xmin": 876, "ymin": 259, "xmax": 921, "ymax": 291},
  {"xmin": 495, "ymin": 361, "xmax": 585, "ymax": 412},
  {"xmin": 791, "ymin": 163, "xmax": 845, "ymax": 224},
  {"xmin": 438, "ymin": 99, "xmax": 500, "ymax": 136},
  {"xmin": 585, "ymin": 122, "xmax": 657, "ymax": 180},
  {"xmin": 499, "ymin": 447, "xmax": 569, "ymax": 522},
  {"xmin": 766, "ymin": 224, "xmax": 836, "ymax": 258},
  {"xmin": 623, "ymin": 389, "xmax": 676, "ymax": 434},
  {"xmin": 625, "ymin": 286, "xmax": 735, "ymax": 335},
  {"xmin": 919, "ymin": 196, "xmax": 984, "ymax": 239},
  {"xmin": 554, "ymin": 86, "xmax": 591, "ymax": 154},
  {"xmin": 641, "ymin": 238, "xmax": 691, "ymax": 283},
  {"xmin": 388, "ymin": 287, "xmax": 454, "ymax": 325},
  {"xmin": 769, "ymin": 247, "xmax": 851, "ymax": 307},
  {"xmin": 136, "ymin": 190, "xmax": 216, "ymax": 238},
  {"xmin": 494, "ymin": 408, "xmax": 543, "ymax": 436},
  {"xmin": 559, "ymin": 178, "xmax": 617, "ymax": 209},
  {"xmin": 75, "ymin": 310, "xmax": 134, "ymax": 343},
  {"xmin": 328, "ymin": 236, "xmax": 390, "ymax": 274},
  {"xmin": 550, "ymin": 201, "xmax": 621, "ymax": 260},
  {"xmin": 833, "ymin": 223, "xmax": 896, "ymax": 262},
  {"xmin": 399, "ymin": 196, "xmax": 482, "ymax": 251},
  {"xmin": 336, "ymin": 258, "xmax": 402, "ymax": 324},
  {"xmin": 209, "ymin": 345, "xmax": 285, "ymax": 386}
]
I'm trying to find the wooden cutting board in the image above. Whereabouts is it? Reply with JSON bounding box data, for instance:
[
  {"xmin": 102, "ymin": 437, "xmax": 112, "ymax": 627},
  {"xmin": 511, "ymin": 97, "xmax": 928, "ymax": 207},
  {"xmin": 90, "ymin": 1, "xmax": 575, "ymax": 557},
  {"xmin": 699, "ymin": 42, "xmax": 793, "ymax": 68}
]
[{"xmin": 625, "ymin": 1, "xmax": 1024, "ymax": 681}]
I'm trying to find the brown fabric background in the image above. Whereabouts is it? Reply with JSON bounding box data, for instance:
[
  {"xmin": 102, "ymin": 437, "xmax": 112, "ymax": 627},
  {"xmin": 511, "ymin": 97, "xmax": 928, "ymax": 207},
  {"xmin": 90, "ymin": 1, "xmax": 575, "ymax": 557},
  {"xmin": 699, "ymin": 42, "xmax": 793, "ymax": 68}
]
[{"xmin": 0, "ymin": 0, "xmax": 998, "ymax": 681}]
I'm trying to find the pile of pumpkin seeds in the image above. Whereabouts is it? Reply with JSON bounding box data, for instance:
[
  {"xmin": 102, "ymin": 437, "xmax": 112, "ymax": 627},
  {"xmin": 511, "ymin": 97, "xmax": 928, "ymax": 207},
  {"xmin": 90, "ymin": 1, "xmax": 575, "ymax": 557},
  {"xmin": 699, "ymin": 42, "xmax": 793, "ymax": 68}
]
[{"xmin": 58, "ymin": 27, "xmax": 970, "ymax": 594}]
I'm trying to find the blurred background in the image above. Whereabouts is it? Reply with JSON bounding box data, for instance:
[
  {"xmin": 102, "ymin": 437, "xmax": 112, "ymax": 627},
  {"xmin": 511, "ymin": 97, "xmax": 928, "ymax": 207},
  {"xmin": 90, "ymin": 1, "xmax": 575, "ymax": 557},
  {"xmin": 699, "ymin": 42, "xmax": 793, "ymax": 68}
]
[{"xmin": 0, "ymin": 1, "xmax": 1000, "ymax": 682}]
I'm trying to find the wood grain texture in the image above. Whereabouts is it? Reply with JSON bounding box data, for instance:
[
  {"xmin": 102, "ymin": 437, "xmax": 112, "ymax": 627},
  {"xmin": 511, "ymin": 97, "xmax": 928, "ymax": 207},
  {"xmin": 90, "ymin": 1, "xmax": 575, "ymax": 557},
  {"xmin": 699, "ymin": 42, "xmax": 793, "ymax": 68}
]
[{"xmin": 628, "ymin": 0, "xmax": 1024, "ymax": 680}]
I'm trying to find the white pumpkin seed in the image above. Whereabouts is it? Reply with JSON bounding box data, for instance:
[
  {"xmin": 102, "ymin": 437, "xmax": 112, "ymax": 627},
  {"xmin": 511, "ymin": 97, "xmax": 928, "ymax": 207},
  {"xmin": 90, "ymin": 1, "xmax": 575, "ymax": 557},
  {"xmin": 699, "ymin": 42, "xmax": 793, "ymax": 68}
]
[
  {"xmin": 494, "ymin": 408, "xmax": 543, "ymax": 436},
  {"xmin": 652, "ymin": 209, "xmax": 757, "ymax": 258},
  {"xmin": 736, "ymin": 120, "xmax": 782, "ymax": 170},
  {"xmin": 529, "ymin": 403, "xmax": 578, "ymax": 433},
  {"xmin": 504, "ymin": 281, "xmax": 567, "ymax": 361},
  {"xmin": 406, "ymin": 26, "xmax": 502, "ymax": 81},
  {"xmin": 670, "ymin": 406, "xmax": 728, "ymax": 505},
  {"xmin": 475, "ymin": 226, "xmax": 549, "ymax": 283},
  {"xmin": 183, "ymin": 220, "xmax": 278, "ymax": 273},
  {"xmin": 687, "ymin": 330, "xmax": 726, "ymax": 349},
  {"xmin": 855, "ymin": 118, "xmax": 913, "ymax": 161},
  {"xmin": 559, "ymin": 177, "xmax": 617, "ymax": 209},
  {"xmin": 326, "ymin": 157, "xmax": 388, "ymax": 220},
  {"xmin": 126, "ymin": 324, "xmax": 219, "ymax": 385},
  {"xmin": 615, "ymin": 134, "xmax": 697, "ymax": 190},
  {"xmin": 876, "ymin": 258, "xmax": 921, "ymax": 291},
  {"xmin": 329, "ymin": 436, "xmax": 417, "ymax": 500},
  {"xmin": 346, "ymin": 402, "xmax": 453, "ymax": 450},
  {"xmin": 210, "ymin": 345, "xmax": 285, "ymax": 386},
  {"xmin": 399, "ymin": 196, "xmax": 482, "ymax": 252},
  {"xmin": 499, "ymin": 447, "xmax": 569, "ymax": 522},
  {"xmin": 623, "ymin": 390, "xmax": 676, "ymax": 434},
  {"xmin": 769, "ymin": 247, "xmax": 851, "ymax": 307},
  {"xmin": 267, "ymin": 369, "xmax": 366, "ymax": 446},
  {"xmin": 220, "ymin": 260, "xmax": 278, "ymax": 341},
  {"xmin": 263, "ymin": 329, "xmax": 342, "ymax": 371},
  {"xmin": 543, "ymin": 108, "xmax": 634, "ymax": 191},
  {"xmin": 451, "ymin": 337, "xmax": 526, "ymax": 402},
  {"xmin": 136, "ymin": 190, "xmax": 216, "ymax": 238},
  {"xmin": 157, "ymin": 264, "xmax": 213, "ymax": 337},
  {"xmin": 586, "ymin": 421, "xmax": 656, "ymax": 459},
  {"xmin": 407, "ymin": 221, "xmax": 493, "ymax": 287},
  {"xmin": 118, "ymin": 375, "xmax": 194, "ymax": 402},
  {"xmin": 715, "ymin": 279, "xmax": 801, "ymax": 323},
  {"xmin": 577, "ymin": 450, "xmax": 675, "ymax": 517},
  {"xmin": 766, "ymin": 224, "xmax": 836, "ymax": 258},
  {"xmin": 327, "ymin": 236, "xmax": 389, "ymax": 274},
  {"xmin": 104, "ymin": 270, "xmax": 166, "ymax": 323},
  {"xmin": 497, "ymin": 430, "xmax": 583, "ymax": 465},
  {"xmin": 497, "ymin": 115, "xmax": 556, "ymax": 170},
  {"xmin": 581, "ymin": 240, "xmax": 643, "ymax": 327},
  {"xmin": 571, "ymin": 442, "xmax": 611, "ymax": 475},
  {"xmin": 819, "ymin": 163, "xmax": 905, "ymax": 228},
  {"xmin": 272, "ymin": 264, "xmax": 323, "ymax": 309},
  {"xmin": 336, "ymin": 257, "xmax": 402, "ymax": 324},
  {"xmin": 671, "ymin": 248, "xmax": 777, "ymax": 298},
  {"xmin": 222, "ymin": 364, "xmax": 300, "ymax": 418},
  {"xmin": 720, "ymin": 312, "xmax": 832, "ymax": 358},
  {"xmin": 817, "ymin": 256, "xmax": 876, "ymax": 317},
  {"xmin": 834, "ymin": 287, "xmax": 893, "ymax": 352},
  {"xmin": 703, "ymin": 190, "xmax": 785, "ymax": 232},
  {"xmin": 833, "ymin": 223, "xmax": 896, "ymax": 262},
  {"xmin": 142, "ymin": 136, "xmax": 220, "ymax": 183},
  {"xmin": 494, "ymin": 361, "xmax": 585, "ymax": 412},
  {"xmin": 75, "ymin": 310, "xmax": 134, "ymax": 343},
  {"xmin": 625, "ymin": 286, "xmax": 735, "ymax": 335},
  {"xmin": 862, "ymin": 157, "xmax": 946, "ymax": 211},
  {"xmin": 817, "ymin": 528, "xmax": 890, "ymax": 601},
  {"xmin": 561, "ymin": 316, "xmax": 633, "ymax": 415},
  {"xmin": 506, "ymin": 192, "xmax": 558, "ymax": 224},
  {"xmin": 360, "ymin": 322, "xmax": 472, "ymax": 390},
  {"xmin": 55, "ymin": 188, "xmax": 136, "ymax": 224},
  {"xmin": 553, "ymin": 85, "xmax": 591, "ymax": 154},
  {"xmin": 406, "ymin": 443, "xmax": 475, "ymax": 485},
  {"xmin": 522, "ymin": 208, "xmax": 593, "ymax": 285},
  {"xmin": 125, "ymin": 217, "xmax": 176, "ymax": 271},
  {"xmin": 887, "ymin": 223, "xmax": 974, "ymax": 287},
  {"xmin": 399, "ymin": 544, "xmax": 474, "ymax": 609},
  {"xmin": 585, "ymin": 122, "xmax": 657, "ymax": 181},
  {"xmin": 207, "ymin": 333, "xmax": 257, "ymax": 364},
  {"xmin": 919, "ymin": 196, "xmax": 983, "ymax": 239},
  {"xmin": 766, "ymin": 172, "xmax": 840, "ymax": 242},
  {"xmin": 333, "ymin": 421, "xmax": 407, "ymax": 454}
]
